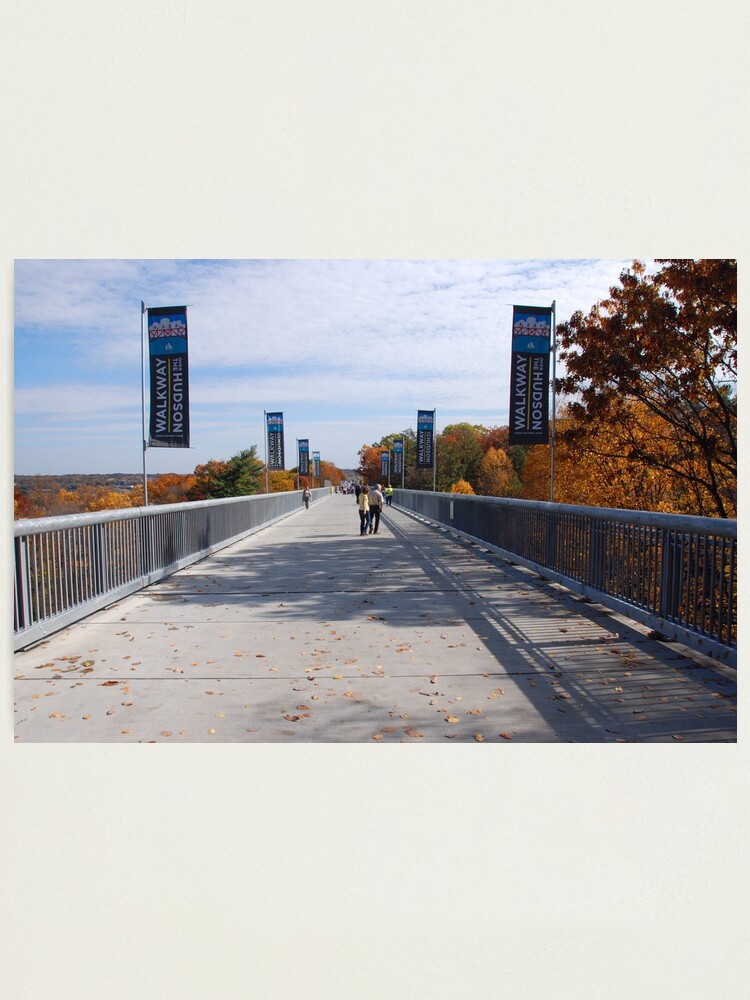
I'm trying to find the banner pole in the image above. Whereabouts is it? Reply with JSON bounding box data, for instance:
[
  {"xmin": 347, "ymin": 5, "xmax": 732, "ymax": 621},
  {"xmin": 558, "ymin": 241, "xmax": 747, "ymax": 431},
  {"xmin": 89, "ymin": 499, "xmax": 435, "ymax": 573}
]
[
  {"xmin": 550, "ymin": 300, "xmax": 557, "ymax": 503},
  {"xmin": 296, "ymin": 439, "xmax": 299, "ymax": 490},
  {"xmin": 140, "ymin": 301, "xmax": 149, "ymax": 506},
  {"xmin": 432, "ymin": 409, "xmax": 437, "ymax": 492}
]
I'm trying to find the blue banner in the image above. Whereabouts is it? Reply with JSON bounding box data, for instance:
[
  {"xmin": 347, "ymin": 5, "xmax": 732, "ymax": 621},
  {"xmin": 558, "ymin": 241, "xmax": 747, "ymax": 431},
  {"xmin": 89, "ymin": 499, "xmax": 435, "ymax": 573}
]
[
  {"xmin": 147, "ymin": 306, "xmax": 190, "ymax": 448},
  {"xmin": 508, "ymin": 305, "xmax": 551, "ymax": 445},
  {"xmin": 298, "ymin": 439, "xmax": 310, "ymax": 476},
  {"xmin": 266, "ymin": 411, "xmax": 285, "ymax": 470},
  {"xmin": 416, "ymin": 410, "xmax": 435, "ymax": 469},
  {"xmin": 393, "ymin": 440, "xmax": 404, "ymax": 477}
]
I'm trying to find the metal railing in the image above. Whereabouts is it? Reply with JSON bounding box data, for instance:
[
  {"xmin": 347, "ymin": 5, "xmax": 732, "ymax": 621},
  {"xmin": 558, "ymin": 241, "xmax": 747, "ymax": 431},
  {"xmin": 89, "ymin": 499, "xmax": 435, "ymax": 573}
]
[
  {"xmin": 393, "ymin": 490, "xmax": 737, "ymax": 667},
  {"xmin": 13, "ymin": 489, "xmax": 329, "ymax": 651}
]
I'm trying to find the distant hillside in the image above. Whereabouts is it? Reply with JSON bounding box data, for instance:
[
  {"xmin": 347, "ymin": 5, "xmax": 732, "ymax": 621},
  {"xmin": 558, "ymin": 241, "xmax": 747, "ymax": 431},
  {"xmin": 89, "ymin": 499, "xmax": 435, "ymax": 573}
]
[{"xmin": 14, "ymin": 473, "xmax": 144, "ymax": 494}]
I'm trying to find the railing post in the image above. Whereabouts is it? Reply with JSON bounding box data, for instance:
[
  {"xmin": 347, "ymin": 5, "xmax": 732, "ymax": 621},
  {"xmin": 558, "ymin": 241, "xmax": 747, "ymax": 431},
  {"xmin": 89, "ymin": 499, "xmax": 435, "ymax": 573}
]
[
  {"xmin": 92, "ymin": 523, "xmax": 109, "ymax": 596},
  {"xmin": 544, "ymin": 509, "xmax": 558, "ymax": 570},
  {"xmin": 659, "ymin": 529, "xmax": 683, "ymax": 620},
  {"xmin": 14, "ymin": 536, "xmax": 31, "ymax": 630},
  {"xmin": 588, "ymin": 517, "xmax": 606, "ymax": 591}
]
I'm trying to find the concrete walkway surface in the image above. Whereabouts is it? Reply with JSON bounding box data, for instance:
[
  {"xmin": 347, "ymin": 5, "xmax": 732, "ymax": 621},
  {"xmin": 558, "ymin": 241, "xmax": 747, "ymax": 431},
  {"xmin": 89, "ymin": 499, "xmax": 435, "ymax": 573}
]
[{"xmin": 13, "ymin": 494, "xmax": 737, "ymax": 742}]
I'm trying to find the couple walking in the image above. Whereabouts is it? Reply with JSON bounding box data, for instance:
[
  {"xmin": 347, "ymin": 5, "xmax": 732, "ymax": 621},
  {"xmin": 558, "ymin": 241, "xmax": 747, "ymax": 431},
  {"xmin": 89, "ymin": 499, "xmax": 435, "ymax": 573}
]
[{"xmin": 357, "ymin": 484, "xmax": 384, "ymax": 535}]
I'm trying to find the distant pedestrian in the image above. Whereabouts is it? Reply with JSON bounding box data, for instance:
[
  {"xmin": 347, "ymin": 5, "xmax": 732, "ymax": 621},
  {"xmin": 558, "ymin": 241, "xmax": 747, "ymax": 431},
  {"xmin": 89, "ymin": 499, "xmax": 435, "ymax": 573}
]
[
  {"xmin": 303, "ymin": 487, "xmax": 311, "ymax": 510},
  {"xmin": 385, "ymin": 485, "xmax": 394, "ymax": 506},
  {"xmin": 355, "ymin": 483, "xmax": 362, "ymax": 502},
  {"xmin": 368, "ymin": 484, "xmax": 384, "ymax": 534},
  {"xmin": 358, "ymin": 486, "xmax": 370, "ymax": 535}
]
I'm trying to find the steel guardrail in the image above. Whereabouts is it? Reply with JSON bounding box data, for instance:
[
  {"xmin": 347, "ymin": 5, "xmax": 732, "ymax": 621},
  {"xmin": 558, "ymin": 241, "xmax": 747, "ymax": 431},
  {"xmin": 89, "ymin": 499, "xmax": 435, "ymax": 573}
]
[
  {"xmin": 393, "ymin": 490, "xmax": 737, "ymax": 667},
  {"xmin": 13, "ymin": 488, "xmax": 329, "ymax": 650}
]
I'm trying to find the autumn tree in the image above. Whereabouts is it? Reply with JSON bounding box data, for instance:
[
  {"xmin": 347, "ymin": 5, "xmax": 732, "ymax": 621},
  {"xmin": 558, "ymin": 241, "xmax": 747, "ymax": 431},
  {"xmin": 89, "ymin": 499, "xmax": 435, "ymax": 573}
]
[
  {"xmin": 267, "ymin": 470, "xmax": 297, "ymax": 492},
  {"xmin": 435, "ymin": 423, "xmax": 484, "ymax": 492},
  {"xmin": 450, "ymin": 479, "xmax": 475, "ymax": 494},
  {"xmin": 84, "ymin": 488, "xmax": 136, "ymax": 511},
  {"xmin": 318, "ymin": 460, "xmax": 345, "ymax": 487},
  {"xmin": 475, "ymin": 447, "xmax": 519, "ymax": 497},
  {"xmin": 357, "ymin": 443, "xmax": 385, "ymax": 485},
  {"xmin": 556, "ymin": 259, "xmax": 736, "ymax": 517},
  {"xmin": 521, "ymin": 406, "xmax": 724, "ymax": 514},
  {"xmin": 13, "ymin": 487, "xmax": 37, "ymax": 519},
  {"xmin": 147, "ymin": 473, "xmax": 196, "ymax": 505},
  {"xmin": 189, "ymin": 447, "xmax": 264, "ymax": 500}
]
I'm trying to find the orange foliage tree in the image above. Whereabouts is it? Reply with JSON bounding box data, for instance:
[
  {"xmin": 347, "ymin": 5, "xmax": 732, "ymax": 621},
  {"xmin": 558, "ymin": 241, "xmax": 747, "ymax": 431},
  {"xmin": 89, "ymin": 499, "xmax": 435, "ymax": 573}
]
[
  {"xmin": 556, "ymin": 258, "xmax": 736, "ymax": 517},
  {"xmin": 450, "ymin": 479, "xmax": 475, "ymax": 494},
  {"xmin": 475, "ymin": 447, "xmax": 519, "ymax": 497}
]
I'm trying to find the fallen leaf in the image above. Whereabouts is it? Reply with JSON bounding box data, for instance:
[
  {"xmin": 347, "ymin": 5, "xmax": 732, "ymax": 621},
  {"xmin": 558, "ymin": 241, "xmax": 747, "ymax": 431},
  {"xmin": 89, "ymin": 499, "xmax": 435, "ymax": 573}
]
[
  {"xmin": 82, "ymin": 714, "xmax": 91, "ymax": 720},
  {"xmin": 161, "ymin": 731, "xmax": 172, "ymax": 737},
  {"xmin": 671, "ymin": 734, "xmax": 685, "ymax": 741},
  {"xmin": 468, "ymin": 708, "xmax": 482, "ymax": 715},
  {"xmin": 344, "ymin": 691, "xmax": 354, "ymax": 698},
  {"xmin": 333, "ymin": 674, "xmax": 344, "ymax": 680},
  {"xmin": 372, "ymin": 733, "xmax": 384, "ymax": 741},
  {"xmin": 404, "ymin": 729, "xmax": 424, "ymax": 738},
  {"xmin": 473, "ymin": 733, "xmax": 485, "ymax": 742},
  {"xmin": 499, "ymin": 732, "xmax": 513, "ymax": 740},
  {"xmin": 445, "ymin": 716, "xmax": 460, "ymax": 724},
  {"xmin": 99, "ymin": 680, "xmax": 119, "ymax": 687},
  {"xmin": 283, "ymin": 714, "xmax": 301, "ymax": 722},
  {"xmin": 208, "ymin": 728, "xmax": 216, "ymax": 734}
]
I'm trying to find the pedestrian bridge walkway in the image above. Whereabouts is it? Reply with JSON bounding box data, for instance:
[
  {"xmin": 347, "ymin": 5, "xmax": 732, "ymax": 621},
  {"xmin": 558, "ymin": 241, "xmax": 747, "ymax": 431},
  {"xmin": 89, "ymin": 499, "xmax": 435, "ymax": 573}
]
[{"xmin": 13, "ymin": 494, "xmax": 737, "ymax": 742}]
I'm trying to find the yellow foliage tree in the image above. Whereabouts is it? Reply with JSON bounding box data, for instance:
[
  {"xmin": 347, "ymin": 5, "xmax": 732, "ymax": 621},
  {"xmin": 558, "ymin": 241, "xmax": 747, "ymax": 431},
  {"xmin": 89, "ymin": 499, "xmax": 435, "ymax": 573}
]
[
  {"xmin": 450, "ymin": 479, "xmax": 475, "ymax": 494},
  {"xmin": 475, "ymin": 447, "xmax": 516, "ymax": 497},
  {"xmin": 268, "ymin": 470, "xmax": 296, "ymax": 492},
  {"xmin": 521, "ymin": 405, "xmax": 726, "ymax": 513}
]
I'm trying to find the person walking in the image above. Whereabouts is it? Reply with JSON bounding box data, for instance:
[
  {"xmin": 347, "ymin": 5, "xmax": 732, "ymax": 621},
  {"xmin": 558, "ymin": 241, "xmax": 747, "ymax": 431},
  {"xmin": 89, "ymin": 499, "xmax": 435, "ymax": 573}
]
[
  {"xmin": 368, "ymin": 484, "xmax": 384, "ymax": 534},
  {"xmin": 303, "ymin": 487, "xmax": 311, "ymax": 510},
  {"xmin": 357, "ymin": 485, "xmax": 370, "ymax": 535},
  {"xmin": 385, "ymin": 485, "xmax": 394, "ymax": 507}
]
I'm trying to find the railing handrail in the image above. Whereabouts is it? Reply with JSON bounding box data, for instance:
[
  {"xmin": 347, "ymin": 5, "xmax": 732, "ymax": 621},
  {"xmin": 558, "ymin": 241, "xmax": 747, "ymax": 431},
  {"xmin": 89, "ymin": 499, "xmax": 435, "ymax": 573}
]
[
  {"xmin": 393, "ymin": 489, "xmax": 737, "ymax": 667},
  {"xmin": 13, "ymin": 488, "xmax": 329, "ymax": 650},
  {"xmin": 411, "ymin": 491, "xmax": 737, "ymax": 538},
  {"xmin": 13, "ymin": 489, "xmax": 317, "ymax": 536}
]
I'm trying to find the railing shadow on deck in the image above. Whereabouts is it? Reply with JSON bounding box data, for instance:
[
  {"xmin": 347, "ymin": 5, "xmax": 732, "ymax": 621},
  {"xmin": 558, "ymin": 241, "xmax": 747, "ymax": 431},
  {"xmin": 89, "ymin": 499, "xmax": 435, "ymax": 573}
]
[{"xmin": 126, "ymin": 507, "xmax": 736, "ymax": 742}]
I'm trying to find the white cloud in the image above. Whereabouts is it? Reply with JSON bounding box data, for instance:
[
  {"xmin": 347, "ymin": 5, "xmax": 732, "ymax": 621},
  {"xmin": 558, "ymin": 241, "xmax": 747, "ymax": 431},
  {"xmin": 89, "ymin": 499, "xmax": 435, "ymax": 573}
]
[{"xmin": 14, "ymin": 258, "xmax": 646, "ymax": 473}]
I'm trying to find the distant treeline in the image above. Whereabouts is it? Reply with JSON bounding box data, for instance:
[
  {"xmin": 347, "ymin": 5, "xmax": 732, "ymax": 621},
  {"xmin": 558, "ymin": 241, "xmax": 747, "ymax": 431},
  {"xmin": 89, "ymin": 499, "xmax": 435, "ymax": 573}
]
[{"xmin": 15, "ymin": 474, "xmax": 143, "ymax": 494}]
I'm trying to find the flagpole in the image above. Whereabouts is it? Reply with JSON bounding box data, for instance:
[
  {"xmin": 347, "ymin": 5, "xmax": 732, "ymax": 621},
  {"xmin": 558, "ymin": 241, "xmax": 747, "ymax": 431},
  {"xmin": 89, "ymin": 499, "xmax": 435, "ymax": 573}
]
[
  {"xmin": 432, "ymin": 408, "xmax": 437, "ymax": 492},
  {"xmin": 550, "ymin": 300, "xmax": 557, "ymax": 503},
  {"xmin": 140, "ymin": 301, "xmax": 149, "ymax": 505}
]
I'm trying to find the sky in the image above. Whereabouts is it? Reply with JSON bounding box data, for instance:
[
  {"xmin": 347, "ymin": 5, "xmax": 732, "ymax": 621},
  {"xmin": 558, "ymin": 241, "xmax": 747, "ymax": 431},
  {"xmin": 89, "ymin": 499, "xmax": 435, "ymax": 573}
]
[{"xmin": 14, "ymin": 258, "xmax": 649, "ymax": 476}]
